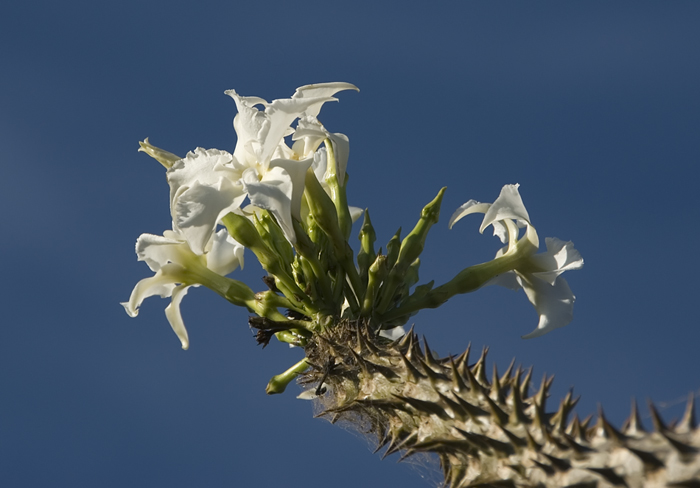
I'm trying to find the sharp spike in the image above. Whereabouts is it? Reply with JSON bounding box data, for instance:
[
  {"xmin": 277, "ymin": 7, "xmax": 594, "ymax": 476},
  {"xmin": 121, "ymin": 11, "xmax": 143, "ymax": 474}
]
[
  {"xmin": 567, "ymin": 414, "xmax": 584, "ymax": 442},
  {"xmin": 622, "ymin": 398, "xmax": 646, "ymax": 435},
  {"xmin": 472, "ymin": 346, "xmax": 490, "ymax": 386},
  {"xmin": 449, "ymin": 356, "xmax": 468, "ymax": 393},
  {"xmin": 586, "ymin": 467, "xmax": 627, "ymax": 486},
  {"xmin": 347, "ymin": 348, "xmax": 369, "ymax": 375},
  {"xmin": 625, "ymin": 447, "xmax": 664, "ymax": 470},
  {"xmin": 509, "ymin": 368, "xmax": 529, "ymax": 426},
  {"xmin": 421, "ymin": 335, "xmax": 441, "ymax": 369},
  {"xmin": 456, "ymin": 429, "xmax": 513, "ymax": 456},
  {"xmin": 417, "ymin": 357, "xmax": 447, "ymax": 386},
  {"xmin": 449, "ymin": 462, "xmax": 467, "ymax": 488},
  {"xmin": 520, "ymin": 367, "xmax": 533, "ymax": 399},
  {"xmin": 451, "ymin": 392, "xmax": 489, "ymax": 420},
  {"xmin": 543, "ymin": 453, "xmax": 571, "ymax": 472},
  {"xmin": 500, "ymin": 357, "xmax": 516, "ymax": 386},
  {"xmin": 454, "ymin": 343, "xmax": 472, "ymax": 374},
  {"xmin": 490, "ymin": 363, "xmax": 504, "ymax": 403},
  {"xmin": 402, "ymin": 330, "xmax": 418, "ymax": 361},
  {"xmin": 435, "ymin": 391, "xmax": 468, "ymax": 421},
  {"xmin": 596, "ymin": 406, "xmax": 626, "ymax": 444},
  {"xmin": 562, "ymin": 433, "xmax": 592, "ymax": 455},
  {"xmin": 552, "ymin": 389, "xmax": 579, "ymax": 432},
  {"xmin": 397, "ymin": 324, "xmax": 415, "ymax": 351},
  {"xmin": 484, "ymin": 394, "xmax": 509, "ymax": 426},
  {"xmin": 393, "ymin": 394, "xmax": 450, "ymax": 420},
  {"xmin": 648, "ymin": 399, "xmax": 668, "ymax": 433},
  {"xmin": 533, "ymin": 374, "xmax": 550, "ymax": 425},
  {"xmin": 498, "ymin": 425, "xmax": 527, "ymax": 449},
  {"xmin": 383, "ymin": 431, "xmax": 417, "ymax": 459},
  {"xmin": 531, "ymin": 460, "xmax": 555, "ymax": 476},
  {"xmin": 399, "ymin": 350, "xmax": 425, "ymax": 382},
  {"xmin": 463, "ymin": 359, "xmax": 485, "ymax": 395},
  {"xmin": 678, "ymin": 393, "xmax": 697, "ymax": 433},
  {"xmin": 373, "ymin": 431, "xmax": 390, "ymax": 454},
  {"xmin": 660, "ymin": 431, "xmax": 698, "ymax": 455},
  {"xmin": 524, "ymin": 428, "xmax": 541, "ymax": 452}
]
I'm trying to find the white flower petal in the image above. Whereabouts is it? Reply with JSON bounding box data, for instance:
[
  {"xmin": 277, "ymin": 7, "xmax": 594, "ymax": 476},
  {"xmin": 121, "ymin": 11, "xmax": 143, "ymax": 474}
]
[
  {"xmin": 378, "ymin": 326, "xmax": 406, "ymax": 341},
  {"xmin": 226, "ymin": 90, "xmax": 335, "ymax": 170},
  {"xmin": 167, "ymin": 148, "xmax": 238, "ymax": 206},
  {"xmin": 164, "ymin": 284, "xmax": 193, "ymax": 350},
  {"xmin": 121, "ymin": 264, "xmax": 182, "ymax": 317},
  {"xmin": 207, "ymin": 229, "xmax": 245, "ymax": 276},
  {"xmin": 135, "ymin": 233, "xmax": 185, "ymax": 271},
  {"xmin": 480, "ymin": 184, "xmax": 531, "ymax": 234},
  {"xmin": 292, "ymin": 82, "xmax": 359, "ymax": 118},
  {"xmin": 268, "ymin": 158, "xmax": 313, "ymax": 220},
  {"xmin": 242, "ymin": 166, "xmax": 296, "ymax": 243},
  {"xmin": 519, "ymin": 274, "xmax": 576, "ymax": 339},
  {"xmin": 173, "ymin": 178, "xmax": 246, "ymax": 255},
  {"xmin": 530, "ymin": 237, "xmax": 583, "ymax": 285},
  {"xmin": 448, "ymin": 200, "xmax": 491, "ymax": 229},
  {"xmin": 485, "ymin": 271, "xmax": 521, "ymax": 290},
  {"xmin": 349, "ymin": 206, "xmax": 363, "ymax": 223}
]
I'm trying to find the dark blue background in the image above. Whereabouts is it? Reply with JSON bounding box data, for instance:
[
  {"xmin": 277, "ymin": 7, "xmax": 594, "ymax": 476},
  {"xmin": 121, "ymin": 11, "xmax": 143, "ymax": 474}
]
[{"xmin": 2, "ymin": 2, "xmax": 699, "ymax": 487}]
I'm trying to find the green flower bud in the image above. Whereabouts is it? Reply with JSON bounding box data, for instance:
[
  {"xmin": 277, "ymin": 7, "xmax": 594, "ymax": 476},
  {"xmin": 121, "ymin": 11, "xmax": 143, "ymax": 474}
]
[{"xmin": 357, "ymin": 209, "xmax": 377, "ymax": 286}]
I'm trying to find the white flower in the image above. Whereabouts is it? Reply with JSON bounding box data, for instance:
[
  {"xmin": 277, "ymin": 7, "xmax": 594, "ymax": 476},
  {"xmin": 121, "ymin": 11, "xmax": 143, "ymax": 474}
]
[
  {"xmin": 165, "ymin": 83, "xmax": 358, "ymax": 249},
  {"xmin": 449, "ymin": 184, "xmax": 583, "ymax": 339},
  {"xmin": 121, "ymin": 228, "xmax": 244, "ymax": 349}
]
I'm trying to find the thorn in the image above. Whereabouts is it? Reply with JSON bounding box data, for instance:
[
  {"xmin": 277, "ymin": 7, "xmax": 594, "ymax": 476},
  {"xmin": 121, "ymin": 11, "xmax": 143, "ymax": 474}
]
[
  {"xmin": 562, "ymin": 433, "xmax": 592, "ymax": 455},
  {"xmin": 524, "ymin": 428, "xmax": 541, "ymax": 452},
  {"xmin": 660, "ymin": 431, "xmax": 698, "ymax": 455},
  {"xmin": 383, "ymin": 431, "xmax": 417, "ymax": 459},
  {"xmin": 567, "ymin": 415, "xmax": 584, "ymax": 442},
  {"xmin": 399, "ymin": 350, "xmax": 425, "ymax": 382},
  {"xmin": 531, "ymin": 460, "xmax": 555, "ymax": 476},
  {"xmin": 451, "ymin": 392, "xmax": 489, "ymax": 420},
  {"xmin": 397, "ymin": 324, "xmax": 415, "ymax": 351},
  {"xmin": 417, "ymin": 357, "xmax": 447, "ymax": 386},
  {"xmin": 449, "ymin": 463, "xmax": 467, "ymax": 488},
  {"xmin": 552, "ymin": 389, "xmax": 579, "ymax": 432},
  {"xmin": 623, "ymin": 398, "xmax": 646, "ymax": 435},
  {"xmin": 449, "ymin": 356, "xmax": 468, "ymax": 393},
  {"xmin": 453, "ymin": 343, "xmax": 471, "ymax": 375},
  {"xmin": 543, "ymin": 453, "xmax": 571, "ymax": 472},
  {"xmin": 508, "ymin": 368, "xmax": 529, "ymax": 426},
  {"xmin": 402, "ymin": 330, "xmax": 419, "ymax": 362},
  {"xmin": 463, "ymin": 360, "xmax": 485, "ymax": 395},
  {"xmin": 436, "ymin": 391, "xmax": 469, "ymax": 421},
  {"xmin": 498, "ymin": 425, "xmax": 527, "ymax": 449},
  {"xmin": 625, "ymin": 447, "xmax": 664, "ymax": 470},
  {"xmin": 647, "ymin": 399, "xmax": 668, "ymax": 433},
  {"xmin": 520, "ymin": 367, "xmax": 533, "ymax": 399},
  {"xmin": 373, "ymin": 432, "xmax": 390, "ymax": 454},
  {"xmin": 472, "ymin": 346, "xmax": 490, "ymax": 386},
  {"xmin": 678, "ymin": 393, "xmax": 697, "ymax": 433},
  {"xmin": 500, "ymin": 357, "xmax": 516, "ymax": 386},
  {"xmin": 393, "ymin": 394, "xmax": 450, "ymax": 419},
  {"xmin": 347, "ymin": 348, "xmax": 369, "ymax": 375},
  {"xmin": 484, "ymin": 394, "xmax": 509, "ymax": 426},
  {"xmin": 421, "ymin": 335, "xmax": 441, "ymax": 370},
  {"xmin": 490, "ymin": 363, "xmax": 504, "ymax": 403},
  {"xmin": 456, "ymin": 429, "xmax": 513, "ymax": 456},
  {"xmin": 586, "ymin": 467, "xmax": 628, "ymax": 486},
  {"xmin": 596, "ymin": 406, "xmax": 627, "ymax": 444}
]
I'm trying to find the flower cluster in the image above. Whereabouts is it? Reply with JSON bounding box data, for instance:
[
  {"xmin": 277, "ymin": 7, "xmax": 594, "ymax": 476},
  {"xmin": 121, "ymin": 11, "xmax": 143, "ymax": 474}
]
[{"xmin": 123, "ymin": 83, "xmax": 583, "ymax": 386}]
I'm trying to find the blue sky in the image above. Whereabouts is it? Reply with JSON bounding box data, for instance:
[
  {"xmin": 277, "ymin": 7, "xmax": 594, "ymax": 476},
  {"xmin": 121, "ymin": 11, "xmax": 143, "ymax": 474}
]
[{"xmin": 2, "ymin": 1, "xmax": 700, "ymax": 487}]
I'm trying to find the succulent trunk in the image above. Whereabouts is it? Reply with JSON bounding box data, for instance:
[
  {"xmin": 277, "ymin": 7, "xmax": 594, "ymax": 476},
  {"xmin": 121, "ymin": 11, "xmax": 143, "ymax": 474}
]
[{"xmin": 300, "ymin": 320, "xmax": 699, "ymax": 488}]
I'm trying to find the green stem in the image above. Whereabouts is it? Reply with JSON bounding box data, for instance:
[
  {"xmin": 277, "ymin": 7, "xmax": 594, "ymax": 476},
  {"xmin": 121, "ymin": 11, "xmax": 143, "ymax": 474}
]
[{"xmin": 266, "ymin": 358, "xmax": 309, "ymax": 395}]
